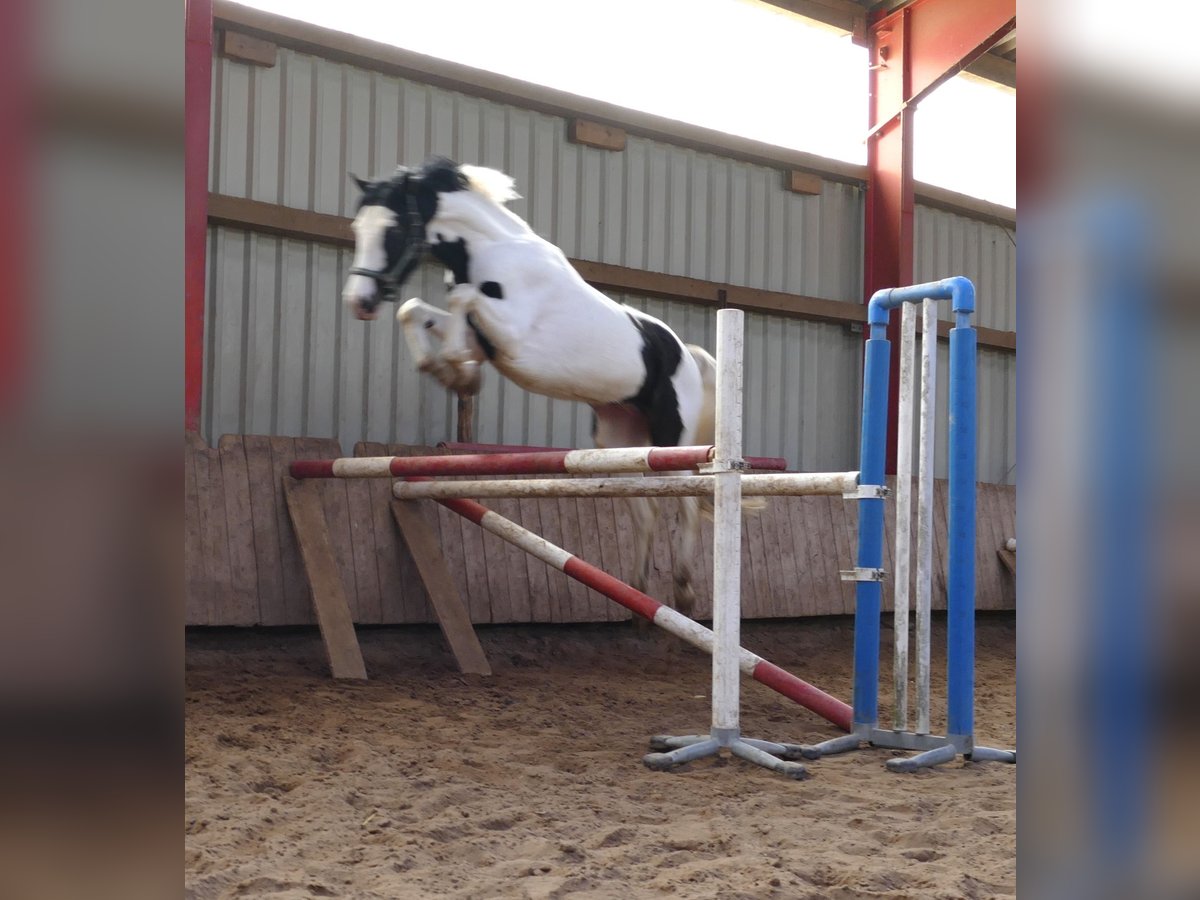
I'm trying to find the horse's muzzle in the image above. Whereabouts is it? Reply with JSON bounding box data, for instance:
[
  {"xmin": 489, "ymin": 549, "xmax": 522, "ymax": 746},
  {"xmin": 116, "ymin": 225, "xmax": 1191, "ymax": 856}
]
[
  {"xmin": 344, "ymin": 287, "xmax": 381, "ymax": 320},
  {"xmin": 344, "ymin": 272, "xmax": 393, "ymax": 321}
]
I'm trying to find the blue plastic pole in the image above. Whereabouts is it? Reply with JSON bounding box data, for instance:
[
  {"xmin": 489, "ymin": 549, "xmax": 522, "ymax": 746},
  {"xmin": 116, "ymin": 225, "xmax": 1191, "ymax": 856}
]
[
  {"xmin": 1088, "ymin": 201, "xmax": 1148, "ymax": 866},
  {"xmin": 867, "ymin": 276, "xmax": 975, "ymax": 325},
  {"xmin": 946, "ymin": 313, "xmax": 977, "ymax": 741},
  {"xmin": 854, "ymin": 324, "xmax": 891, "ymax": 728}
]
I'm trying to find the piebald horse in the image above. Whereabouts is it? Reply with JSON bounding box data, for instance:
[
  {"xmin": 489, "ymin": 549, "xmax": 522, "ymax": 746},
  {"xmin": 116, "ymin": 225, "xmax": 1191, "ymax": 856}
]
[{"xmin": 342, "ymin": 157, "xmax": 720, "ymax": 617}]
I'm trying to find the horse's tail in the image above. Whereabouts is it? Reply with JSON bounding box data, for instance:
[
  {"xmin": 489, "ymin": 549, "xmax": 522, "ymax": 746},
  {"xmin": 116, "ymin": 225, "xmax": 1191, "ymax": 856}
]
[
  {"xmin": 687, "ymin": 344, "xmax": 717, "ymax": 448},
  {"xmin": 686, "ymin": 344, "xmax": 767, "ymax": 520}
]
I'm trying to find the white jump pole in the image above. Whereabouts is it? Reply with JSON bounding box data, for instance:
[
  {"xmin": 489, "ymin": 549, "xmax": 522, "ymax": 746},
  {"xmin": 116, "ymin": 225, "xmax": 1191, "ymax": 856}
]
[
  {"xmin": 916, "ymin": 298, "xmax": 939, "ymax": 735},
  {"xmin": 893, "ymin": 301, "xmax": 917, "ymax": 730},
  {"xmin": 390, "ymin": 471, "xmax": 858, "ymax": 500},
  {"xmin": 641, "ymin": 308, "xmax": 807, "ymax": 779}
]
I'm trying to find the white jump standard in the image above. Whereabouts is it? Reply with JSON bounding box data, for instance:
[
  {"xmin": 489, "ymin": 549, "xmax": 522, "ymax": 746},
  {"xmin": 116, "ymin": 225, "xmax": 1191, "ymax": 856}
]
[{"xmin": 637, "ymin": 309, "xmax": 811, "ymax": 778}]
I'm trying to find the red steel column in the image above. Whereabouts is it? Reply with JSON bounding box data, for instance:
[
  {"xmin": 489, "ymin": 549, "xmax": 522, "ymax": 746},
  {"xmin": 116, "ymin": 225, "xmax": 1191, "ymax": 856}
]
[
  {"xmin": 185, "ymin": 0, "xmax": 213, "ymax": 432},
  {"xmin": 865, "ymin": 6, "xmax": 914, "ymax": 475},
  {"xmin": 0, "ymin": 0, "xmax": 30, "ymax": 421},
  {"xmin": 864, "ymin": 0, "xmax": 1015, "ymax": 473}
]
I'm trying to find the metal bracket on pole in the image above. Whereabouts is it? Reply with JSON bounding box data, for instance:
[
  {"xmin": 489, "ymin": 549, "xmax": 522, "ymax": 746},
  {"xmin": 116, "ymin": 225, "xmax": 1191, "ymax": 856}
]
[
  {"xmin": 844, "ymin": 483, "xmax": 889, "ymax": 500},
  {"xmin": 697, "ymin": 458, "xmax": 748, "ymax": 474},
  {"xmin": 840, "ymin": 567, "xmax": 887, "ymax": 582}
]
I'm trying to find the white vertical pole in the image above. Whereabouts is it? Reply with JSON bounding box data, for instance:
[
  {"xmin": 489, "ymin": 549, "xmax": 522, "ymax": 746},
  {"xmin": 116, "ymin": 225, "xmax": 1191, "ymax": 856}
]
[
  {"xmin": 916, "ymin": 298, "xmax": 938, "ymax": 735},
  {"xmin": 893, "ymin": 302, "xmax": 917, "ymax": 730},
  {"xmin": 712, "ymin": 308, "xmax": 744, "ymax": 738}
]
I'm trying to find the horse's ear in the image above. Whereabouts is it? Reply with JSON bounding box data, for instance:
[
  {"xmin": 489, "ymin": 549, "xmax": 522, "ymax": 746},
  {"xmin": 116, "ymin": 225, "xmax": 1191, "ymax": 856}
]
[{"xmin": 349, "ymin": 173, "xmax": 370, "ymax": 193}]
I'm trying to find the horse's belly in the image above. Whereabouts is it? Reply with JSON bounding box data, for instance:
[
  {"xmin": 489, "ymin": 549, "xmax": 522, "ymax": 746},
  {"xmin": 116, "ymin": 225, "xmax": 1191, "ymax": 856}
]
[
  {"xmin": 492, "ymin": 352, "xmax": 643, "ymax": 404},
  {"xmin": 488, "ymin": 321, "xmax": 643, "ymax": 403}
]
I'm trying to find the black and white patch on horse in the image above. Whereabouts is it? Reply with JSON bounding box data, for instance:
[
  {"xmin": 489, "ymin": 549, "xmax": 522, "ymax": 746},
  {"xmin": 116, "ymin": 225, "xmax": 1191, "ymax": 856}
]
[
  {"xmin": 343, "ymin": 156, "xmax": 734, "ymax": 618},
  {"xmin": 430, "ymin": 236, "xmax": 470, "ymax": 285},
  {"xmin": 623, "ymin": 310, "xmax": 686, "ymax": 449}
]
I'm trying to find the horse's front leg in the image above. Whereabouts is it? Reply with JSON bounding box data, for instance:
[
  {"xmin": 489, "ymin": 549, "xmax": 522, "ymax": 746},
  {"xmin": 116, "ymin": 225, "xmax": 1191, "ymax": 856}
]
[
  {"xmin": 397, "ymin": 297, "xmax": 482, "ymax": 394},
  {"xmin": 672, "ymin": 496, "xmax": 700, "ymax": 619},
  {"xmin": 442, "ymin": 283, "xmax": 520, "ymax": 365},
  {"xmin": 626, "ymin": 496, "xmax": 659, "ymax": 600}
]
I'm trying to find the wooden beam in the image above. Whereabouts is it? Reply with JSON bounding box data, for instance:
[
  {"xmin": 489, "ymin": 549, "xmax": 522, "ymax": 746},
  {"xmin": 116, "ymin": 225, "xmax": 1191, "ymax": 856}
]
[
  {"xmin": 206, "ymin": 192, "xmax": 1017, "ymax": 352},
  {"xmin": 925, "ymin": 317, "xmax": 1015, "ymax": 352},
  {"xmin": 208, "ymin": 193, "xmax": 352, "ymax": 246},
  {"xmin": 570, "ymin": 259, "xmax": 864, "ymax": 326},
  {"xmin": 219, "ymin": 29, "xmax": 277, "ymax": 67},
  {"xmin": 390, "ymin": 500, "xmax": 492, "ymax": 676},
  {"xmin": 759, "ymin": 1, "xmax": 867, "ymax": 39},
  {"xmin": 964, "ymin": 52, "xmax": 1016, "ymax": 89},
  {"xmin": 283, "ymin": 478, "xmax": 367, "ymax": 680},
  {"xmin": 989, "ymin": 31, "xmax": 1018, "ymax": 57},
  {"xmin": 568, "ymin": 119, "xmax": 626, "ymax": 152}
]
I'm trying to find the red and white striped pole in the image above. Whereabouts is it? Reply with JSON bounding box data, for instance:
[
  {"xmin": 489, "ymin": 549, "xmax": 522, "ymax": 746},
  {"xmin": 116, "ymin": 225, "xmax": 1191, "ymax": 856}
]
[
  {"xmin": 290, "ymin": 446, "xmax": 789, "ymax": 479},
  {"xmin": 423, "ymin": 488, "xmax": 852, "ymax": 733}
]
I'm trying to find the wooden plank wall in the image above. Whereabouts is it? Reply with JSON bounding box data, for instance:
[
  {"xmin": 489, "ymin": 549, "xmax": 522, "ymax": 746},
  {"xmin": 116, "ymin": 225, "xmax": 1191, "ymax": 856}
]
[{"xmin": 185, "ymin": 435, "xmax": 1017, "ymax": 626}]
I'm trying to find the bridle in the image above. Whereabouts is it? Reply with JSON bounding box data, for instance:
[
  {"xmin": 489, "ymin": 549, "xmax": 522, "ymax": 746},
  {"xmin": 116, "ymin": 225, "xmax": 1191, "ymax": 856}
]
[{"xmin": 348, "ymin": 176, "xmax": 426, "ymax": 301}]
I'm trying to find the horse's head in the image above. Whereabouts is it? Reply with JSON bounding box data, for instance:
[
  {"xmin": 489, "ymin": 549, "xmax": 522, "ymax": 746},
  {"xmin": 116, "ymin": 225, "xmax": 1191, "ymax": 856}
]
[
  {"xmin": 342, "ymin": 169, "xmax": 423, "ymax": 320},
  {"xmin": 342, "ymin": 158, "xmax": 470, "ymax": 320}
]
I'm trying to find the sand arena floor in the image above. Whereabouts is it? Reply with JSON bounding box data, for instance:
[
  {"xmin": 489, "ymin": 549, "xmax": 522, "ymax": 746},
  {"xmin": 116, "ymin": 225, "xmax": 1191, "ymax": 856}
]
[{"xmin": 186, "ymin": 616, "xmax": 1015, "ymax": 899}]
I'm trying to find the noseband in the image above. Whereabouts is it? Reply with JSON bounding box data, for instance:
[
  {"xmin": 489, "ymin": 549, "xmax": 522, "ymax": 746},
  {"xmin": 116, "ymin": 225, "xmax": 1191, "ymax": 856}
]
[{"xmin": 348, "ymin": 183, "xmax": 424, "ymax": 300}]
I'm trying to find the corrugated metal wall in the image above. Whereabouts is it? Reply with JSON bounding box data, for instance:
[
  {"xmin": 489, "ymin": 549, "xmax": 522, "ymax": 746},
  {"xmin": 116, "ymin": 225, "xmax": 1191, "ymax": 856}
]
[
  {"xmin": 205, "ymin": 43, "xmax": 1015, "ymax": 484},
  {"xmin": 209, "ymin": 46, "xmax": 864, "ymax": 295},
  {"xmin": 913, "ymin": 206, "xmax": 1017, "ymax": 484},
  {"xmin": 894, "ymin": 337, "xmax": 1016, "ymax": 488}
]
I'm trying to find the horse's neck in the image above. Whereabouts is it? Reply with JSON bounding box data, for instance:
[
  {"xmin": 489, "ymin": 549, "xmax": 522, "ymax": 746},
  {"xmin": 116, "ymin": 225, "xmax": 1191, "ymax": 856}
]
[{"xmin": 431, "ymin": 191, "xmax": 531, "ymax": 246}]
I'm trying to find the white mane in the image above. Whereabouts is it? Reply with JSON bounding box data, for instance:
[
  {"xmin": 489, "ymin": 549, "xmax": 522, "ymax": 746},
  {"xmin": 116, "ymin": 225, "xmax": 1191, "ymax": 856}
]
[{"xmin": 459, "ymin": 165, "xmax": 521, "ymax": 205}]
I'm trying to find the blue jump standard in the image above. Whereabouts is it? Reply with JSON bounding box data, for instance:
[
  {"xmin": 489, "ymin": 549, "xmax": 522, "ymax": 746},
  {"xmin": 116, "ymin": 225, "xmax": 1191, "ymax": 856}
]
[{"xmin": 804, "ymin": 277, "xmax": 1015, "ymax": 771}]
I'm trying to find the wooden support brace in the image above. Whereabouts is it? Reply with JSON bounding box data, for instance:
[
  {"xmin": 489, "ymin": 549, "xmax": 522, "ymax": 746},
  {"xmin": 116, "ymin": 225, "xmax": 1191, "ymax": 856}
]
[
  {"xmin": 220, "ymin": 30, "xmax": 277, "ymax": 66},
  {"xmin": 283, "ymin": 477, "xmax": 367, "ymax": 680},
  {"xmin": 390, "ymin": 500, "xmax": 492, "ymax": 676},
  {"xmin": 997, "ymin": 547, "xmax": 1015, "ymax": 577},
  {"xmin": 786, "ymin": 169, "xmax": 824, "ymax": 195},
  {"xmin": 568, "ymin": 118, "xmax": 626, "ymax": 152}
]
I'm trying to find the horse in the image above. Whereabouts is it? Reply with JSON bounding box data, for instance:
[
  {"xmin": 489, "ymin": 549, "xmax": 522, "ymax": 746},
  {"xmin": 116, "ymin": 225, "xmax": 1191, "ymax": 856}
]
[{"xmin": 341, "ymin": 156, "xmax": 721, "ymax": 618}]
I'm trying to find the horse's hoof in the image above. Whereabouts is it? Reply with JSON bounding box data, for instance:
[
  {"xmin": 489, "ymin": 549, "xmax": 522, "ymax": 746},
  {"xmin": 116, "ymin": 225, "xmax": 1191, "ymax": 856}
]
[
  {"xmin": 454, "ymin": 361, "xmax": 482, "ymax": 390},
  {"xmin": 396, "ymin": 297, "xmax": 425, "ymax": 322}
]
